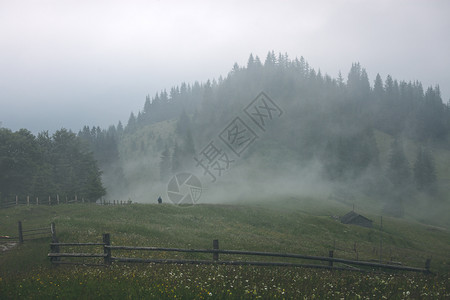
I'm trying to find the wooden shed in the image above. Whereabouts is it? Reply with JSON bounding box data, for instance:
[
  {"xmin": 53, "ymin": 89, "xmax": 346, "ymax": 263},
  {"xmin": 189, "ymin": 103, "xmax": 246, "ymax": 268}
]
[{"xmin": 340, "ymin": 211, "xmax": 373, "ymax": 228}]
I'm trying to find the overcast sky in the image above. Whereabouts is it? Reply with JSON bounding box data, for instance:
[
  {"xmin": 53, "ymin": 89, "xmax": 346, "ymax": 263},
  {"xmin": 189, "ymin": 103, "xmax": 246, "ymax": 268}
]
[{"xmin": 1, "ymin": 0, "xmax": 449, "ymax": 133}]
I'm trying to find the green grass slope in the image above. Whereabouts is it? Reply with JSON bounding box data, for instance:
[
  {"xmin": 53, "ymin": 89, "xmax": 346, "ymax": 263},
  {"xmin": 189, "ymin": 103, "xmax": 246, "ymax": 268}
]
[
  {"xmin": 1, "ymin": 201, "xmax": 449, "ymax": 298},
  {"xmin": 1, "ymin": 201, "xmax": 449, "ymax": 272}
]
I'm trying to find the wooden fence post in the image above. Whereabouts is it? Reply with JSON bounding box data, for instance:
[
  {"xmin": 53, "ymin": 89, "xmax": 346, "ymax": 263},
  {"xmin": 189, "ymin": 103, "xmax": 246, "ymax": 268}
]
[
  {"xmin": 329, "ymin": 250, "xmax": 334, "ymax": 267},
  {"xmin": 27, "ymin": 196, "xmax": 30, "ymax": 206},
  {"xmin": 49, "ymin": 196, "xmax": 51, "ymax": 206},
  {"xmin": 213, "ymin": 239, "xmax": 219, "ymax": 261},
  {"xmin": 425, "ymin": 258, "xmax": 431, "ymax": 272},
  {"xmin": 18, "ymin": 221, "xmax": 23, "ymax": 243},
  {"xmin": 103, "ymin": 233, "xmax": 112, "ymax": 265},
  {"xmin": 16, "ymin": 195, "xmax": 18, "ymax": 206},
  {"xmin": 36, "ymin": 197, "xmax": 39, "ymax": 205},
  {"xmin": 57, "ymin": 194, "xmax": 60, "ymax": 205},
  {"xmin": 51, "ymin": 222, "xmax": 57, "ymax": 242},
  {"xmin": 380, "ymin": 216, "xmax": 383, "ymax": 263},
  {"xmin": 50, "ymin": 222, "xmax": 59, "ymax": 263}
]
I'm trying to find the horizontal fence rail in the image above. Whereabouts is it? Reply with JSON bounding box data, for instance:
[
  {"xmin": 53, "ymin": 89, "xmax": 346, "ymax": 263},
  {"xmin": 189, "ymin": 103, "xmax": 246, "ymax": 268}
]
[
  {"xmin": 48, "ymin": 253, "xmax": 108, "ymax": 258},
  {"xmin": 48, "ymin": 233, "xmax": 432, "ymax": 274},
  {"xmin": 19, "ymin": 222, "xmax": 54, "ymax": 243},
  {"xmin": 0, "ymin": 221, "xmax": 53, "ymax": 244},
  {"xmin": 0, "ymin": 196, "xmax": 132, "ymax": 209},
  {"xmin": 51, "ymin": 243, "xmax": 106, "ymax": 246},
  {"xmin": 108, "ymin": 247, "xmax": 428, "ymax": 273}
]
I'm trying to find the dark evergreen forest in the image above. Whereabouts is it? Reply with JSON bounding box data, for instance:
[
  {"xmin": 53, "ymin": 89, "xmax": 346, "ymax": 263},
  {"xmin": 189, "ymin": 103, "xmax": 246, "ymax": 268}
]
[
  {"xmin": 110, "ymin": 52, "xmax": 448, "ymax": 214},
  {"xmin": 0, "ymin": 128, "xmax": 105, "ymax": 202},
  {"xmin": 1, "ymin": 52, "xmax": 449, "ymax": 209}
]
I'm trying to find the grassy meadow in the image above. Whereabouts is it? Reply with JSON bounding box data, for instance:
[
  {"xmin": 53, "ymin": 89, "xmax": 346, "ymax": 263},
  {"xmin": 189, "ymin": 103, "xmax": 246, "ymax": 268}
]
[{"xmin": 1, "ymin": 198, "xmax": 449, "ymax": 299}]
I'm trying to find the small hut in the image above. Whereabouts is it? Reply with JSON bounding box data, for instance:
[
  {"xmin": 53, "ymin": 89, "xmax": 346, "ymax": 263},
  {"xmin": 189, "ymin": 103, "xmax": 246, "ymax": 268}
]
[{"xmin": 340, "ymin": 211, "xmax": 373, "ymax": 228}]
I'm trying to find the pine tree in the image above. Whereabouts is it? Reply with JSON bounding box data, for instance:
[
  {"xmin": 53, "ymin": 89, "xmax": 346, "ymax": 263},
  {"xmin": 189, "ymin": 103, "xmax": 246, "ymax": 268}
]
[
  {"xmin": 247, "ymin": 53, "xmax": 255, "ymax": 69},
  {"xmin": 176, "ymin": 109, "xmax": 190, "ymax": 136},
  {"xmin": 387, "ymin": 139, "xmax": 411, "ymax": 188},
  {"xmin": 183, "ymin": 128, "xmax": 196, "ymax": 158},
  {"xmin": 264, "ymin": 51, "xmax": 276, "ymax": 67},
  {"xmin": 347, "ymin": 63, "xmax": 370, "ymax": 101},
  {"xmin": 0, "ymin": 128, "xmax": 40, "ymax": 198},
  {"xmin": 413, "ymin": 146, "xmax": 437, "ymax": 193},
  {"xmin": 419, "ymin": 86, "xmax": 447, "ymax": 140},
  {"xmin": 385, "ymin": 75, "xmax": 394, "ymax": 97},
  {"xmin": 175, "ymin": 109, "xmax": 196, "ymax": 161},
  {"xmin": 254, "ymin": 55, "xmax": 262, "ymax": 68},
  {"xmin": 172, "ymin": 142, "xmax": 182, "ymax": 173},
  {"xmin": 117, "ymin": 121, "xmax": 124, "ymax": 137},
  {"xmin": 337, "ymin": 71, "xmax": 345, "ymax": 89},
  {"xmin": 125, "ymin": 112, "xmax": 137, "ymax": 133},
  {"xmin": 159, "ymin": 145, "xmax": 171, "ymax": 182},
  {"xmin": 144, "ymin": 95, "xmax": 151, "ymax": 114},
  {"xmin": 382, "ymin": 138, "xmax": 411, "ymax": 217},
  {"xmin": 231, "ymin": 63, "xmax": 239, "ymax": 74},
  {"xmin": 373, "ymin": 73, "xmax": 384, "ymax": 99}
]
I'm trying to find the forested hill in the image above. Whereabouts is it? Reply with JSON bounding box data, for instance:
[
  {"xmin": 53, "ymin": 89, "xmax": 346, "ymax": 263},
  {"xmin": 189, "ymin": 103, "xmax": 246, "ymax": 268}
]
[
  {"xmin": 128, "ymin": 51, "xmax": 449, "ymax": 143},
  {"xmin": 76, "ymin": 52, "xmax": 450, "ymax": 220},
  {"xmin": 2, "ymin": 52, "xmax": 449, "ymax": 220}
]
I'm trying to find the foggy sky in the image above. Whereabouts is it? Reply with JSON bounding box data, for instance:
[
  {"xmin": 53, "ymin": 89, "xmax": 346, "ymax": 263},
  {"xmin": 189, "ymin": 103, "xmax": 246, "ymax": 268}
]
[{"xmin": 1, "ymin": 0, "xmax": 449, "ymax": 133}]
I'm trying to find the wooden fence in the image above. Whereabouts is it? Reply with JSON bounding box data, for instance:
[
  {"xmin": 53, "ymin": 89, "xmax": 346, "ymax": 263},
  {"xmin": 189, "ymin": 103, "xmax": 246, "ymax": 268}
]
[
  {"xmin": 48, "ymin": 234, "xmax": 432, "ymax": 274},
  {"xmin": 0, "ymin": 196, "xmax": 131, "ymax": 209},
  {"xmin": 0, "ymin": 195, "xmax": 86, "ymax": 208},
  {"xmin": 0, "ymin": 221, "xmax": 53, "ymax": 244}
]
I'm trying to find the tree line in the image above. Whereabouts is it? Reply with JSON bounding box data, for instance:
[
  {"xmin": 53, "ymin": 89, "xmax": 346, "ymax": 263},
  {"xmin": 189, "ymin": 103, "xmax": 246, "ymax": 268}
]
[
  {"xmin": 3, "ymin": 52, "xmax": 447, "ymax": 206},
  {"xmin": 0, "ymin": 128, "xmax": 105, "ymax": 202},
  {"xmin": 74, "ymin": 52, "xmax": 449, "ymax": 208}
]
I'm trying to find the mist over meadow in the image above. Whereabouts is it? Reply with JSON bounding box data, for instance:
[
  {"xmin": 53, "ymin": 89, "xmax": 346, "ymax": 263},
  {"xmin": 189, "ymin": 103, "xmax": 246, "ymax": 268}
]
[
  {"xmin": 69, "ymin": 53, "xmax": 449, "ymax": 227},
  {"xmin": 2, "ymin": 51, "xmax": 449, "ymax": 228},
  {"xmin": 2, "ymin": 3, "xmax": 450, "ymax": 299},
  {"xmin": 1, "ymin": 1, "xmax": 450, "ymax": 229}
]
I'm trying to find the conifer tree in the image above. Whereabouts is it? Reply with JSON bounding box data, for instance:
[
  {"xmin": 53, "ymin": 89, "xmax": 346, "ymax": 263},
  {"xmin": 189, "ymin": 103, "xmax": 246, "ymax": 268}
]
[
  {"xmin": 159, "ymin": 145, "xmax": 171, "ymax": 182},
  {"xmin": 413, "ymin": 146, "xmax": 437, "ymax": 193},
  {"xmin": 247, "ymin": 53, "xmax": 255, "ymax": 69},
  {"xmin": 172, "ymin": 142, "xmax": 182, "ymax": 173},
  {"xmin": 117, "ymin": 121, "xmax": 124, "ymax": 137},
  {"xmin": 125, "ymin": 112, "xmax": 137, "ymax": 133},
  {"xmin": 373, "ymin": 74, "xmax": 384, "ymax": 99},
  {"xmin": 387, "ymin": 139, "xmax": 411, "ymax": 188}
]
